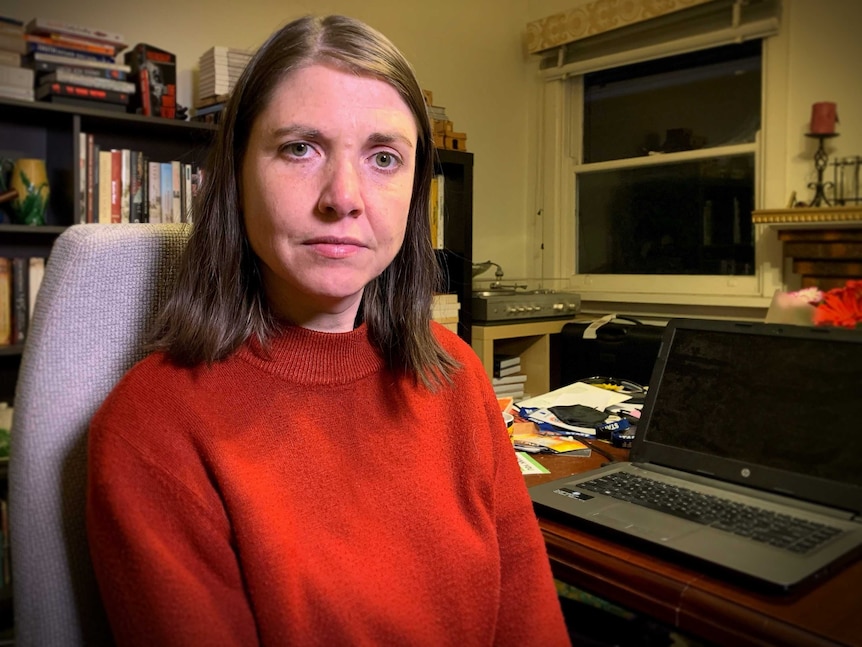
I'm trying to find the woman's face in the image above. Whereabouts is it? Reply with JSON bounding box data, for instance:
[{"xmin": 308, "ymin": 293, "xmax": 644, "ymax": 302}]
[{"xmin": 241, "ymin": 63, "xmax": 417, "ymax": 331}]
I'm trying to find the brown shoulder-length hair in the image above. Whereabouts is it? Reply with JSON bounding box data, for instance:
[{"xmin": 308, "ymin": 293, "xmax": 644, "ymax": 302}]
[{"xmin": 150, "ymin": 14, "xmax": 459, "ymax": 388}]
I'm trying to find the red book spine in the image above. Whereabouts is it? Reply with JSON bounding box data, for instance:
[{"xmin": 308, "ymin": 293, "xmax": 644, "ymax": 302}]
[
  {"xmin": 140, "ymin": 67, "xmax": 151, "ymax": 116},
  {"xmin": 110, "ymin": 149, "xmax": 121, "ymax": 223}
]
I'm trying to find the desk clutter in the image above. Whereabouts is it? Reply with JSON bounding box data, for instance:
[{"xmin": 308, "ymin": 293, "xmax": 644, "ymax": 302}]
[{"xmin": 512, "ymin": 377, "xmax": 645, "ymax": 456}]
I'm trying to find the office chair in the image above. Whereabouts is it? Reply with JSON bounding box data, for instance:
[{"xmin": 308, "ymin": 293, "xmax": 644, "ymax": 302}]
[{"xmin": 9, "ymin": 223, "xmax": 190, "ymax": 647}]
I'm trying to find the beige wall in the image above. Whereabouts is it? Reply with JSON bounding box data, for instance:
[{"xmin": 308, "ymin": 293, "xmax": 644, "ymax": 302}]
[
  {"xmin": 7, "ymin": 0, "xmax": 861, "ymax": 286},
  {"xmin": 7, "ymin": 0, "xmax": 537, "ymax": 277}
]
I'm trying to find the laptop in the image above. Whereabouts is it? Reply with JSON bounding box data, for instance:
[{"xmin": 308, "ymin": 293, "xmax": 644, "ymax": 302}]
[{"xmin": 530, "ymin": 318, "xmax": 862, "ymax": 592}]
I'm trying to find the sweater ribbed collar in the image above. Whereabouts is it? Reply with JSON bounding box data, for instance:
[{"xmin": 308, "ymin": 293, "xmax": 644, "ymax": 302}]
[{"xmin": 237, "ymin": 323, "xmax": 386, "ymax": 386}]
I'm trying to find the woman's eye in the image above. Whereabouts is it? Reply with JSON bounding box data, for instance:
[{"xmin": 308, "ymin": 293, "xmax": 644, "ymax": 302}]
[
  {"xmin": 284, "ymin": 142, "xmax": 310, "ymax": 157},
  {"xmin": 374, "ymin": 152, "xmax": 400, "ymax": 169}
]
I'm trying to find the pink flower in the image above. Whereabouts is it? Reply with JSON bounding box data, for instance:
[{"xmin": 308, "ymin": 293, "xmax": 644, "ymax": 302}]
[{"xmin": 813, "ymin": 280, "xmax": 862, "ymax": 328}]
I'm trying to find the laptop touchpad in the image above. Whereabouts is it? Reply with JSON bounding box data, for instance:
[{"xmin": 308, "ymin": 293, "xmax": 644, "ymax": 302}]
[{"xmin": 592, "ymin": 505, "xmax": 696, "ymax": 541}]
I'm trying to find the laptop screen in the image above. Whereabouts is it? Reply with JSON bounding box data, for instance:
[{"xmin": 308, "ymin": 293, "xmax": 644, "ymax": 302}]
[{"xmin": 636, "ymin": 321, "xmax": 862, "ymax": 509}]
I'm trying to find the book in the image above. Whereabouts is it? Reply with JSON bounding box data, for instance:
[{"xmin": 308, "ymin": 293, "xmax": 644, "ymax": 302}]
[
  {"xmin": 494, "ymin": 364, "xmax": 522, "ymax": 378},
  {"xmin": 10, "ymin": 257, "xmax": 28, "ymax": 344},
  {"xmin": 0, "ymin": 32, "xmax": 26, "ymax": 55},
  {"xmin": 0, "ymin": 258, "xmax": 10, "ymax": 346},
  {"xmin": 147, "ymin": 161, "xmax": 162, "ymax": 223},
  {"xmin": 492, "ymin": 373, "xmax": 528, "ymax": 386},
  {"xmin": 24, "ymin": 33, "xmax": 118, "ymax": 57},
  {"xmin": 124, "ymin": 43, "xmax": 176, "ymax": 118},
  {"xmin": 160, "ymin": 162, "xmax": 172, "ymax": 221},
  {"xmin": 110, "ymin": 149, "xmax": 121, "ymax": 223},
  {"xmin": 429, "ymin": 173, "xmax": 445, "ymax": 249},
  {"xmin": 77, "ymin": 131, "xmax": 86, "ymax": 224},
  {"xmin": 0, "ymin": 51, "xmax": 20, "ymax": 67},
  {"xmin": 35, "ymin": 81, "xmax": 130, "ymax": 105},
  {"xmin": 85, "ymin": 134, "xmax": 95, "ymax": 223},
  {"xmin": 171, "ymin": 160, "xmax": 181, "ymax": 221},
  {"xmin": 25, "ymin": 18, "xmax": 127, "ymax": 50},
  {"xmin": 27, "ymin": 51, "xmax": 131, "ymax": 73},
  {"xmin": 0, "ymin": 84, "xmax": 33, "ymax": 101},
  {"xmin": 120, "ymin": 148, "xmax": 130, "ymax": 223},
  {"xmin": 36, "ymin": 95, "xmax": 125, "ymax": 111},
  {"xmin": 130, "ymin": 150, "xmax": 146, "ymax": 223},
  {"xmin": 30, "ymin": 60, "xmax": 128, "ymax": 79},
  {"xmin": 183, "ymin": 163, "xmax": 192, "ymax": 223},
  {"xmin": 26, "ymin": 42, "xmax": 115, "ymax": 63},
  {"xmin": 493, "ymin": 383, "xmax": 525, "ymax": 397},
  {"xmin": 0, "ymin": 63, "xmax": 34, "ymax": 89},
  {"xmin": 28, "ymin": 257, "xmax": 46, "ymax": 317},
  {"xmin": 36, "ymin": 69, "xmax": 134, "ymax": 93},
  {"xmin": 493, "ymin": 354, "xmax": 521, "ymax": 370},
  {"xmin": 97, "ymin": 149, "xmax": 112, "ymax": 223}
]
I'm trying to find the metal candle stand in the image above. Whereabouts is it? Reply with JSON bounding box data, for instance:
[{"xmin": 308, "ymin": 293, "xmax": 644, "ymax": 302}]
[{"xmin": 805, "ymin": 132, "xmax": 838, "ymax": 207}]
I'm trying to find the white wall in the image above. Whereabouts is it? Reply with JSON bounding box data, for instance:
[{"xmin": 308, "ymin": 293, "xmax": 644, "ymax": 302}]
[{"xmin": 6, "ymin": 0, "xmax": 536, "ymax": 278}]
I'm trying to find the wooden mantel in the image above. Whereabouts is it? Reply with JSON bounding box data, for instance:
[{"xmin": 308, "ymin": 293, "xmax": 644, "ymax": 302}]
[{"xmin": 753, "ymin": 206, "xmax": 862, "ymax": 290}]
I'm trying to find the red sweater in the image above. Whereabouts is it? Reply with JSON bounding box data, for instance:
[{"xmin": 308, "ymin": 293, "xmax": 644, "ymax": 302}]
[{"xmin": 87, "ymin": 323, "xmax": 570, "ymax": 646}]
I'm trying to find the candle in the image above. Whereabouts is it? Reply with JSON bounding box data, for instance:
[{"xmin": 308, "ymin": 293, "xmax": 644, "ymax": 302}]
[{"xmin": 810, "ymin": 101, "xmax": 838, "ymax": 134}]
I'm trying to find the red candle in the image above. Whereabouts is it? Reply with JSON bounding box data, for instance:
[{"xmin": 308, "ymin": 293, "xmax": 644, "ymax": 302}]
[{"xmin": 810, "ymin": 102, "xmax": 838, "ymax": 134}]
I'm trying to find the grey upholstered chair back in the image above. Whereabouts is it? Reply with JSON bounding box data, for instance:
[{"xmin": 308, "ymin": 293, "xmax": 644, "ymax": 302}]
[{"xmin": 9, "ymin": 223, "xmax": 190, "ymax": 647}]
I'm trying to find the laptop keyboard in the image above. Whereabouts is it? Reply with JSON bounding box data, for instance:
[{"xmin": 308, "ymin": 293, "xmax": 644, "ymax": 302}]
[{"xmin": 578, "ymin": 471, "xmax": 843, "ymax": 554}]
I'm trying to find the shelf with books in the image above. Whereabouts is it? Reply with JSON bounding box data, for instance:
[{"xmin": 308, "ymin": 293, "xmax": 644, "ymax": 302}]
[
  {"xmin": 472, "ymin": 319, "xmax": 591, "ymax": 399},
  {"xmin": 0, "ymin": 97, "xmax": 215, "ymax": 407},
  {"xmin": 0, "ymin": 96, "xmax": 215, "ymax": 228}
]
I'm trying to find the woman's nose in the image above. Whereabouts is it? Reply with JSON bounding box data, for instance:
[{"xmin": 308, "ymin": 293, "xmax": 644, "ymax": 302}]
[{"xmin": 317, "ymin": 158, "xmax": 364, "ymax": 218}]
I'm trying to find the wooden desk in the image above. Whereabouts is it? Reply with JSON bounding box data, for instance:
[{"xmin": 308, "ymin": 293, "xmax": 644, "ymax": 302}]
[{"xmin": 526, "ymin": 449, "xmax": 862, "ymax": 647}]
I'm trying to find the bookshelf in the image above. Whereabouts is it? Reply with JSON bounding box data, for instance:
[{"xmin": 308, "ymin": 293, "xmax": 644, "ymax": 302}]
[
  {"xmin": 0, "ymin": 100, "xmax": 215, "ymax": 636},
  {"xmin": 434, "ymin": 148, "xmax": 473, "ymax": 344},
  {"xmin": 0, "ymin": 97, "xmax": 216, "ymax": 406}
]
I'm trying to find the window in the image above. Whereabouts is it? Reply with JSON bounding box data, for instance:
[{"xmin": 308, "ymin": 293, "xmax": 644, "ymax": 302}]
[
  {"xmin": 577, "ymin": 41, "xmax": 761, "ymax": 277},
  {"xmin": 532, "ymin": 0, "xmax": 784, "ymax": 309}
]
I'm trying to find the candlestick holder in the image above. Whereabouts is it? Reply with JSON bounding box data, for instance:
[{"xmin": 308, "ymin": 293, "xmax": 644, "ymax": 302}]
[{"xmin": 805, "ymin": 132, "xmax": 838, "ymax": 207}]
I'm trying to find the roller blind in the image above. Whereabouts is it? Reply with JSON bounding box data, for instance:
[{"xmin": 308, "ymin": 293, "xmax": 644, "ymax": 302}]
[{"xmin": 531, "ymin": 0, "xmax": 781, "ymax": 79}]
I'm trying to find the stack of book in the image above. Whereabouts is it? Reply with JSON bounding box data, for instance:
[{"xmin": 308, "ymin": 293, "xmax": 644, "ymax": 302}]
[
  {"xmin": 0, "ymin": 16, "xmax": 33, "ymax": 101},
  {"xmin": 24, "ymin": 18, "xmax": 132, "ymax": 111},
  {"xmin": 431, "ymin": 293, "xmax": 460, "ymax": 333},
  {"xmin": 492, "ymin": 354, "xmax": 527, "ymax": 401},
  {"xmin": 192, "ymin": 46, "xmax": 252, "ymax": 124}
]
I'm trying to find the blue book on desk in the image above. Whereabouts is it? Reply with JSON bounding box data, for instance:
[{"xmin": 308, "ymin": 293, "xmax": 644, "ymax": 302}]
[{"xmin": 530, "ymin": 318, "xmax": 862, "ymax": 593}]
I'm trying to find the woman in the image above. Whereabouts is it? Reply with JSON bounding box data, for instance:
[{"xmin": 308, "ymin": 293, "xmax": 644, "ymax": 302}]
[{"xmin": 87, "ymin": 14, "xmax": 571, "ymax": 646}]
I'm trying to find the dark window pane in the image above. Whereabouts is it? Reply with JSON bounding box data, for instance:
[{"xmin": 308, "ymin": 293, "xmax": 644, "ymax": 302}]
[
  {"xmin": 583, "ymin": 41, "xmax": 761, "ymax": 164},
  {"xmin": 577, "ymin": 155, "xmax": 755, "ymax": 275}
]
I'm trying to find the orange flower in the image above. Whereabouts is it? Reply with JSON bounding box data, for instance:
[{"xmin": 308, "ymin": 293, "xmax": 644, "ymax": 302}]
[{"xmin": 813, "ymin": 280, "xmax": 862, "ymax": 328}]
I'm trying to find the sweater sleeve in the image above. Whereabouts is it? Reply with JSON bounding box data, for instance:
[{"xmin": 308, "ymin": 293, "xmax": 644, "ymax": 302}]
[
  {"xmin": 484, "ymin": 392, "xmax": 572, "ymax": 646},
  {"xmin": 86, "ymin": 375, "xmax": 259, "ymax": 647}
]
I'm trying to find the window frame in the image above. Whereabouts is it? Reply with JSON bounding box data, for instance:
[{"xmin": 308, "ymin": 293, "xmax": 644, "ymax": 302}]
[{"xmin": 536, "ymin": 37, "xmax": 787, "ymax": 311}]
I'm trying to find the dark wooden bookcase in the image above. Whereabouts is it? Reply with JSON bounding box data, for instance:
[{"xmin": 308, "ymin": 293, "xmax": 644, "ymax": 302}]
[
  {"xmin": 435, "ymin": 148, "xmax": 474, "ymax": 344},
  {"xmin": 0, "ymin": 96, "xmax": 216, "ymax": 636},
  {"xmin": 0, "ymin": 98, "xmax": 216, "ymax": 406}
]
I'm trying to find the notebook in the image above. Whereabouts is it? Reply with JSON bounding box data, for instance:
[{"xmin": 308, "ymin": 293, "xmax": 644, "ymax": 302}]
[{"xmin": 530, "ymin": 318, "xmax": 862, "ymax": 592}]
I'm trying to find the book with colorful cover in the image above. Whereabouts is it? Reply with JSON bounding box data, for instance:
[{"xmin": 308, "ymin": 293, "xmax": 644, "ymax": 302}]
[
  {"xmin": 26, "ymin": 41, "xmax": 115, "ymax": 64},
  {"xmin": 35, "ymin": 81, "xmax": 130, "ymax": 105},
  {"xmin": 27, "ymin": 51, "xmax": 131, "ymax": 73},
  {"xmin": 24, "ymin": 33, "xmax": 118, "ymax": 57},
  {"xmin": 25, "ymin": 18, "xmax": 127, "ymax": 50}
]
